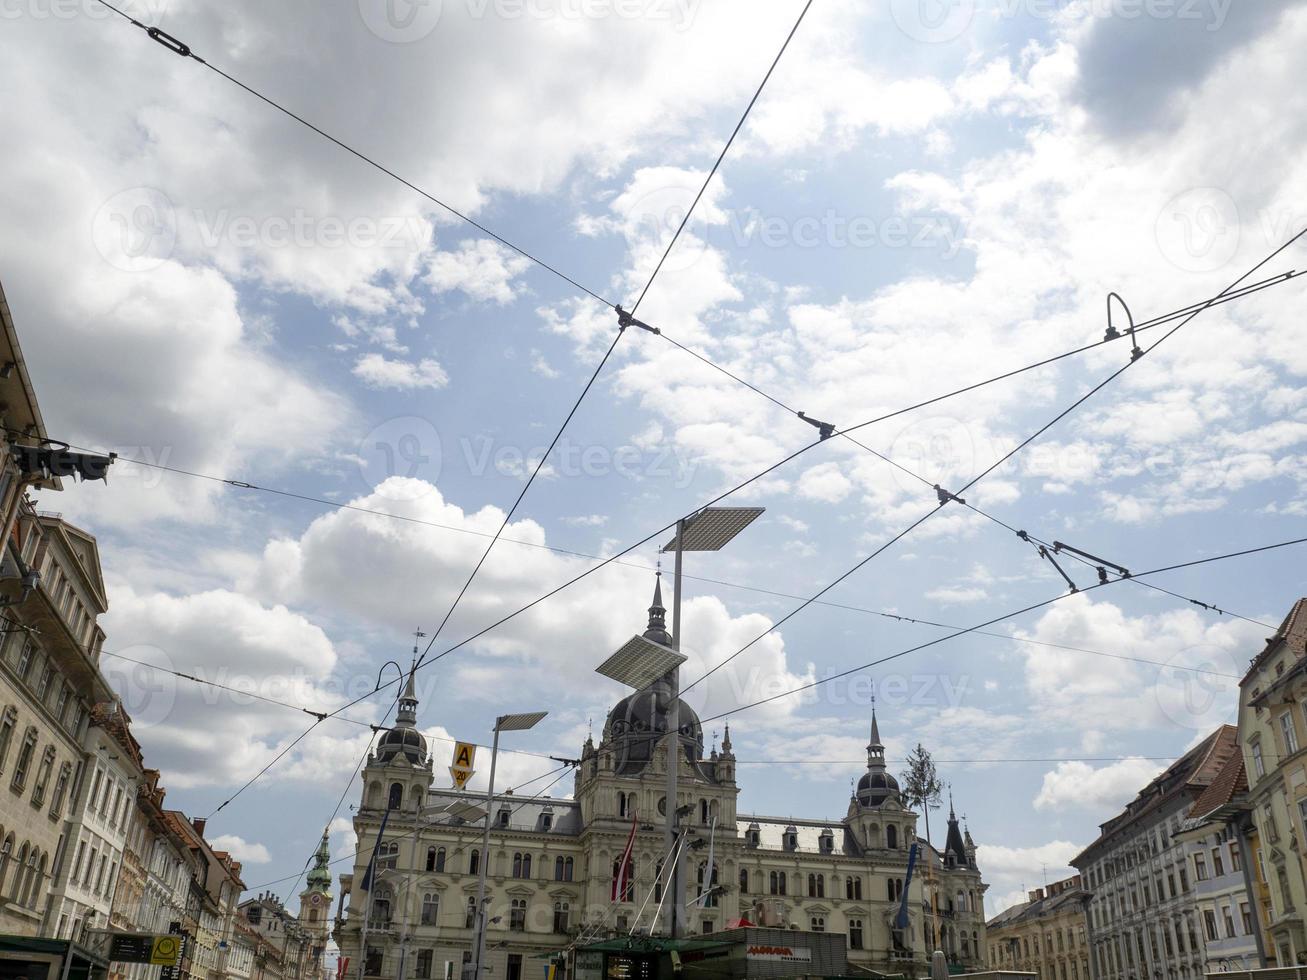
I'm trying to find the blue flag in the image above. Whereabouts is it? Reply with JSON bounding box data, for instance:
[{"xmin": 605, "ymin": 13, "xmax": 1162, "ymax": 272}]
[
  {"xmin": 894, "ymin": 842, "xmax": 919, "ymax": 930},
  {"xmin": 359, "ymin": 807, "xmax": 391, "ymax": 892}
]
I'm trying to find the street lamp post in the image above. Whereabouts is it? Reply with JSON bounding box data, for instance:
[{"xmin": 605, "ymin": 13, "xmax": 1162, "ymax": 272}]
[
  {"xmin": 596, "ymin": 506, "xmax": 763, "ymax": 940},
  {"xmin": 471, "ymin": 711, "xmax": 548, "ymax": 980}
]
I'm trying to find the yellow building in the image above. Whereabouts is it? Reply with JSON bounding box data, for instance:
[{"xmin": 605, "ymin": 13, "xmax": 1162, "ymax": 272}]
[
  {"xmin": 1236, "ymin": 596, "xmax": 1307, "ymax": 966},
  {"xmin": 985, "ymin": 875, "xmax": 1091, "ymax": 980}
]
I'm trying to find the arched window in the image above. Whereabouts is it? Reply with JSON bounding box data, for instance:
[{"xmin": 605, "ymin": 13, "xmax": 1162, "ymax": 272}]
[
  {"xmin": 739, "ymin": 868, "xmax": 749, "ymax": 894},
  {"xmin": 523, "ymin": 853, "xmax": 532, "ymax": 878},
  {"xmin": 655, "ymin": 861, "xmax": 664, "ymax": 903},
  {"xmin": 426, "ymin": 847, "xmax": 437, "ymax": 872},
  {"xmin": 509, "ymin": 899, "xmax": 527, "ymax": 931},
  {"xmin": 513, "ymin": 853, "xmax": 524, "ymax": 878},
  {"xmin": 435, "ymin": 847, "xmax": 445, "ymax": 872},
  {"xmin": 555, "ymin": 856, "xmax": 565, "ymax": 881},
  {"xmin": 854, "ymin": 876, "xmax": 863, "ymax": 900},
  {"xmin": 564, "ymin": 857, "xmax": 573, "ymax": 881},
  {"xmin": 11, "ymin": 844, "xmax": 27, "ymax": 902},
  {"xmin": 886, "ymin": 825, "xmax": 898, "ymax": 850},
  {"xmin": 618, "ymin": 792, "xmax": 627, "ymax": 818},
  {"xmin": 469, "ymin": 849, "xmax": 480, "ymax": 875},
  {"xmin": 421, "ymin": 893, "xmax": 438, "ymax": 926},
  {"xmin": 387, "ymin": 783, "xmax": 403, "ymax": 810},
  {"xmin": 808, "ymin": 874, "xmax": 822, "ymax": 898},
  {"xmin": 553, "ymin": 901, "xmax": 570, "ymax": 934},
  {"xmin": 0, "ymin": 834, "xmax": 12, "ymax": 896},
  {"xmin": 700, "ymin": 799, "xmax": 709, "ymax": 824}
]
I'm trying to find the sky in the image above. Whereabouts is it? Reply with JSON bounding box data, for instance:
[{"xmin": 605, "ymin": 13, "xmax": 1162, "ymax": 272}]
[{"xmin": 2, "ymin": 0, "xmax": 1306, "ymax": 920}]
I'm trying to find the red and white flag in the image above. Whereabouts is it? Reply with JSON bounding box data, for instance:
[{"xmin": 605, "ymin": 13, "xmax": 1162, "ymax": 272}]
[{"xmin": 612, "ymin": 808, "xmax": 637, "ymax": 901}]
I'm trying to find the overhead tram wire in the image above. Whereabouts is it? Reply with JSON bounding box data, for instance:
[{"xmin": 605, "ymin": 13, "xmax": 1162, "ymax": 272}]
[
  {"xmin": 652, "ymin": 317, "xmax": 1271, "ymax": 632},
  {"xmin": 416, "ymin": 324, "xmax": 628, "ymax": 662},
  {"xmin": 6, "ymin": 269, "xmax": 1291, "ymax": 620},
  {"xmin": 695, "ymin": 532, "xmax": 1307, "ymax": 726},
  {"xmin": 86, "ymin": 0, "xmax": 612, "ymax": 309},
  {"xmin": 676, "ymin": 226, "xmax": 1307, "ymax": 698},
  {"xmin": 627, "ymin": 0, "xmax": 816, "ymax": 315},
  {"xmin": 405, "ymin": 0, "xmax": 821, "ymax": 657},
  {"xmin": 268, "ymin": 231, "xmax": 1307, "ymax": 735}
]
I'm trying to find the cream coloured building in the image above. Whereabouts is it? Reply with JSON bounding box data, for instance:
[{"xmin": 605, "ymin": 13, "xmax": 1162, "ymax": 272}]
[
  {"xmin": 985, "ymin": 875, "xmax": 1090, "ymax": 980},
  {"xmin": 334, "ymin": 580, "xmax": 987, "ymax": 980},
  {"xmin": 1236, "ymin": 596, "xmax": 1307, "ymax": 966}
]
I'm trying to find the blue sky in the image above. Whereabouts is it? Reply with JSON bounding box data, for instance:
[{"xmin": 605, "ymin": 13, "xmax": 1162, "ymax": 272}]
[{"xmin": 2, "ymin": 0, "xmax": 1305, "ymax": 915}]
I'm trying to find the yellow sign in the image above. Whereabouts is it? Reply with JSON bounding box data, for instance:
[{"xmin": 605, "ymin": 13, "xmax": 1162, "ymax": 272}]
[
  {"xmin": 449, "ymin": 741, "xmax": 476, "ymax": 789},
  {"xmin": 150, "ymin": 936, "xmax": 182, "ymax": 966}
]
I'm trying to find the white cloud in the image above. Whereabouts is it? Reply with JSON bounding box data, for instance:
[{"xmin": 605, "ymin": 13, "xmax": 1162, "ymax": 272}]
[
  {"xmin": 1033, "ymin": 758, "xmax": 1166, "ymax": 812},
  {"xmin": 426, "ymin": 240, "xmax": 531, "ymax": 304},
  {"xmin": 352, "ymin": 353, "xmax": 449, "ymax": 390},
  {"xmin": 209, "ymin": 834, "xmax": 273, "ymax": 865}
]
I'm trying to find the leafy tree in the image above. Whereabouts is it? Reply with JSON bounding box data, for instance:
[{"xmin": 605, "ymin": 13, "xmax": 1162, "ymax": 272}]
[{"xmin": 900, "ymin": 743, "xmax": 943, "ymax": 846}]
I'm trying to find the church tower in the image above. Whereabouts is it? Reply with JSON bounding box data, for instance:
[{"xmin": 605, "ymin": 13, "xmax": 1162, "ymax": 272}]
[{"xmin": 299, "ymin": 831, "xmax": 333, "ymax": 971}]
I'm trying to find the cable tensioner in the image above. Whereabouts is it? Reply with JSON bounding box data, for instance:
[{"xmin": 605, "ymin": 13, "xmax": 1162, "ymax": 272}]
[
  {"xmin": 1105, "ymin": 292, "xmax": 1143, "ymax": 362},
  {"xmin": 615, "ymin": 305, "xmax": 659, "ymax": 334},
  {"xmin": 798, "ymin": 412, "xmax": 836, "ymax": 440},
  {"xmin": 935, "ymin": 484, "xmax": 966, "ymax": 507}
]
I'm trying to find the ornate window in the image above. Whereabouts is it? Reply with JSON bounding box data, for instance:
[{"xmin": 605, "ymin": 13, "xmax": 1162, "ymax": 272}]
[
  {"xmin": 553, "ymin": 901, "xmax": 570, "ymax": 934},
  {"xmin": 387, "ymin": 783, "xmax": 403, "ymax": 810},
  {"xmin": 0, "ymin": 708, "xmax": 15, "ymax": 773},
  {"xmin": 697, "ymin": 862, "xmax": 719, "ymax": 907},
  {"xmin": 810, "ymin": 916, "xmax": 825, "ymax": 932},
  {"xmin": 848, "ymin": 919, "xmax": 864, "ymax": 950},
  {"xmin": 420, "ymin": 893, "xmax": 438, "ymax": 926},
  {"xmin": 10, "ymin": 728, "xmax": 37, "ymax": 791},
  {"xmin": 31, "ymin": 747, "xmax": 55, "ymax": 807},
  {"xmin": 739, "ymin": 868, "xmax": 749, "ymax": 894},
  {"xmin": 469, "ymin": 849, "xmax": 480, "ymax": 875},
  {"xmin": 886, "ymin": 825, "xmax": 898, "ymax": 849},
  {"xmin": 509, "ymin": 899, "xmax": 527, "ymax": 932}
]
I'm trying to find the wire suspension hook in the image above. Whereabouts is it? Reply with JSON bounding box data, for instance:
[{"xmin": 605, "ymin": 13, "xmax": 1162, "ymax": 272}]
[{"xmin": 1106, "ymin": 292, "xmax": 1143, "ymax": 362}]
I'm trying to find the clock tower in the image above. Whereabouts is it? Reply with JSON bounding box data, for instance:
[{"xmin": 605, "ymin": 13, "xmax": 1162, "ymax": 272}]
[{"xmin": 300, "ymin": 830, "xmax": 334, "ymax": 974}]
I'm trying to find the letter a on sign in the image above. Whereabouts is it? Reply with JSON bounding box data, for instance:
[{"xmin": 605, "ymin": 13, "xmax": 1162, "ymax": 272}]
[{"xmin": 450, "ymin": 741, "xmax": 476, "ymax": 789}]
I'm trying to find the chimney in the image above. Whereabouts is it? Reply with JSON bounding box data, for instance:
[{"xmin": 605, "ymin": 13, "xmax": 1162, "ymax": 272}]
[{"xmin": 193, "ymin": 817, "xmax": 207, "ymax": 837}]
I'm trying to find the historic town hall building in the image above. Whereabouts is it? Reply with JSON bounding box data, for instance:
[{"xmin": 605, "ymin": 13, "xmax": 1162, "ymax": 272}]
[{"xmin": 333, "ymin": 581, "xmax": 987, "ymax": 979}]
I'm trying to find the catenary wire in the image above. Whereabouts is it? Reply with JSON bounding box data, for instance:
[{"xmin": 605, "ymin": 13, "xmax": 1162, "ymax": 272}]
[
  {"xmin": 5, "ymin": 270, "xmax": 1291, "ymax": 574},
  {"xmin": 628, "ymin": 0, "xmax": 815, "ymax": 315},
  {"xmin": 697, "ymin": 533, "xmax": 1307, "ymax": 724},
  {"xmin": 85, "ymin": 0, "xmax": 613, "ymax": 308},
  {"xmin": 419, "ymin": 327, "xmax": 627, "ymax": 660},
  {"xmin": 677, "ymin": 227, "xmax": 1307, "ymax": 697}
]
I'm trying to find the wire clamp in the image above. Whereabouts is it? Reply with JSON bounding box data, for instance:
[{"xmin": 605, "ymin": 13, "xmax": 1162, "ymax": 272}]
[
  {"xmin": 615, "ymin": 305, "xmax": 659, "ymax": 334},
  {"xmin": 934, "ymin": 484, "xmax": 966, "ymax": 507},
  {"xmin": 798, "ymin": 412, "xmax": 836, "ymax": 440},
  {"xmin": 1053, "ymin": 540, "xmax": 1130, "ymax": 578},
  {"xmin": 147, "ymin": 26, "xmax": 193, "ymax": 58}
]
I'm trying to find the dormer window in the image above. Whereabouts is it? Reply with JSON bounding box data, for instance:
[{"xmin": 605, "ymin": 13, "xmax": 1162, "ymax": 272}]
[
  {"xmin": 784, "ymin": 827, "xmax": 798, "ymax": 851},
  {"xmin": 498, "ymin": 807, "xmax": 511, "ymax": 828},
  {"xmin": 746, "ymin": 824, "xmax": 760, "ymax": 848},
  {"xmin": 542, "ymin": 813, "xmax": 553, "ymax": 831},
  {"xmin": 819, "ymin": 830, "xmax": 834, "ymax": 854}
]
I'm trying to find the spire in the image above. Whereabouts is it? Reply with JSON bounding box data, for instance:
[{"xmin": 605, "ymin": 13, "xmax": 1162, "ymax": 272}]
[
  {"xmin": 944, "ymin": 788, "xmax": 967, "ymax": 863},
  {"xmin": 642, "ymin": 572, "xmax": 672, "ymax": 645},
  {"xmin": 306, "ymin": 829, "xmax": 332, "ymax": 893},
  {"xmin": 721, "ymin": 723, "xmax": 732, "ymax": 754},
  {"xmin": 396, "ymin": 667, "xmax": 419, "ymax": 728},
  {"xmin": 866, "ymin": 698, "xmax": 886, "ymax": 772}
]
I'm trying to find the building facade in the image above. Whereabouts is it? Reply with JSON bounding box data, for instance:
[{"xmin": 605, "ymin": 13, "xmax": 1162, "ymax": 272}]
[
  {"xmin": 1236, "ymin": 596, "xmax": 1307, "ymax": 966},
  {"xmin": 1073, "ymin": 725, "xmax": 1238, "ymax": 980},
  {"xmin": 0, "ymin": 506, "xmax": 115, "ymax": 936},
  {"xmin": 1173, "ymin": 747, "xmax": 1264, "ymax": 972},
  {"xmin": 334, "ymin": 581, "xmax": 987, "ymax": 980},
  {"xmin": 45, "ymin": 702, "xmax": 148, "ymax": 942},
  {"xmin": 984, "ymin": 875, "xmax": 1090, "ymax": 980}
]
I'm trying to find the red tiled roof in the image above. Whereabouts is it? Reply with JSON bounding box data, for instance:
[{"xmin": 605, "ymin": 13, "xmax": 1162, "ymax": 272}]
[
  {"xmin": 1241, "ymin": 597, "xmax": 1307, "ymax": 686},
  {"xmin": 1189, "ymin": 749, "xmax": 1247, "ymax": 821}
]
